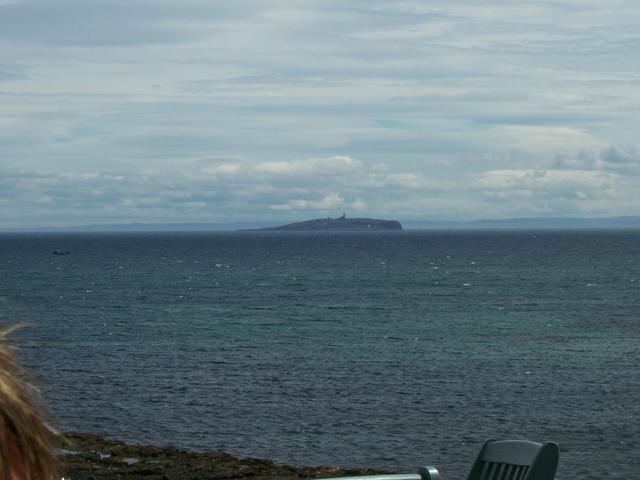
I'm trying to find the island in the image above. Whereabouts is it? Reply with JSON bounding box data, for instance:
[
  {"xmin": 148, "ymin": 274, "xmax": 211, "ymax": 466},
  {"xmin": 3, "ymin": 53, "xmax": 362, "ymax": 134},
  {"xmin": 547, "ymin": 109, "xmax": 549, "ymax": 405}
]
[{"xmin": 246, "ymin": 214, "xmax": 402, "ymax": 232}]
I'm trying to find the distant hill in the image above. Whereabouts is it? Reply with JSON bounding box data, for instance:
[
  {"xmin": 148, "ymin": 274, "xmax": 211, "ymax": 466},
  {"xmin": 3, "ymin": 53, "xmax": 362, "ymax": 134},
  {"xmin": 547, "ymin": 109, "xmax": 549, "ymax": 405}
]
[{"xmin": 245, "ymin": 215, "xmax": 403, "ymax": 232}]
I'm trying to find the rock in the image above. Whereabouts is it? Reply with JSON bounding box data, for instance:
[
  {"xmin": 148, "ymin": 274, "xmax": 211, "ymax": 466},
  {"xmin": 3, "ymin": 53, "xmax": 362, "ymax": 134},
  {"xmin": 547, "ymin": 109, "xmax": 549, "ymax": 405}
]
[{"xmin": 58, "ymin": 432, "xmax": 389, "ymax": 480}]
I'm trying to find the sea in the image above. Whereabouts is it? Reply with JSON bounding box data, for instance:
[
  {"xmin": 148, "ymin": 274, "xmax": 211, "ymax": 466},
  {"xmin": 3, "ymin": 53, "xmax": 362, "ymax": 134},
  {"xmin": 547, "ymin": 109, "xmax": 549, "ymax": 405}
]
[{"xmin": 1, "ymin": 230, "xmax": 639, "ymax": 479}]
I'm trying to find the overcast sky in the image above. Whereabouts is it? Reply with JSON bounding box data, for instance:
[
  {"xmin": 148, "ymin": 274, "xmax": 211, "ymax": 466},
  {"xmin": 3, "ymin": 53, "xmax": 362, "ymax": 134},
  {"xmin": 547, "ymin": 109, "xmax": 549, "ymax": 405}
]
[{"xmin": 1, "ymin": 0, "xmax": 640, "ymax": 227}]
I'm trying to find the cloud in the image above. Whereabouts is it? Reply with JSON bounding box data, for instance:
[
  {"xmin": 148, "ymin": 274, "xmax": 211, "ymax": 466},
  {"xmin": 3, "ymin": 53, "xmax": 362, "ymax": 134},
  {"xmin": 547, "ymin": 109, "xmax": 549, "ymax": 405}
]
[
  {"xmin": 0, "ymin": 1, "xmax": 274, "ymax": 47},
  {"xmin": 271, "ymin": 193, "xmax": 351, "ymax": 211},
  {"xmin": 475, "ymin": 168, "xmax": 618, "ymax": 200},
  {"xmin": 3, "ymin": 139, "xmax": 639, "ymax": 228},
  {"xmin": 201, "ymin": 163, "xmax": 243, "ymax": 176},
  {"xmin": 491, "ymin": 126, "xmax": 604, "ymax": 154},
  {"xmin": 255, "ymin": 156, "xmax": 360, "ymax": 176},
  {"xmin": 0, "ymin": 66, "xmax": 26, "ymax": 82},
  {"xmin": 0, "ymin": 156, "xmax": 420, "ymax": 225},
  {"xmin": 1, "ymin": 1, "xmax": 640, "ymax": 226},
  {"xmin": 554, "ymin": 143, "xmax": 640, "ymax": 176}
]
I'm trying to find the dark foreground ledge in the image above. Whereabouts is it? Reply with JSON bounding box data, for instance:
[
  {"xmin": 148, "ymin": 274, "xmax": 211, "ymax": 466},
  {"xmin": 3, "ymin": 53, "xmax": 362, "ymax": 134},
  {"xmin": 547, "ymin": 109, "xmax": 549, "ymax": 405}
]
[{"xmin": 59, "ymin": 432, "xmax": 389, "ymax": 480}]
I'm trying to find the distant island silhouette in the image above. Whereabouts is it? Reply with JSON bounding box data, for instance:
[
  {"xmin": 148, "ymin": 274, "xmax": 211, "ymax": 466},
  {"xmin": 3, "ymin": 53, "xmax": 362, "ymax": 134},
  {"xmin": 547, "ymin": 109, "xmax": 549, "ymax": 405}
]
[{"xmin": 244, "ymin": 215, "xmax": 403, "ymax": 232}]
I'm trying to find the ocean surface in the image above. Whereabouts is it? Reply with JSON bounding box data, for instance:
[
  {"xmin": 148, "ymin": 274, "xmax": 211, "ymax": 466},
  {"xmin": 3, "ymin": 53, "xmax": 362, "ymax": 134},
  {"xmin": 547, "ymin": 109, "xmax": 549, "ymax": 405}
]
[{"xmin": 1, "ymin": 230, "xmax": 639, "ymax": 479}]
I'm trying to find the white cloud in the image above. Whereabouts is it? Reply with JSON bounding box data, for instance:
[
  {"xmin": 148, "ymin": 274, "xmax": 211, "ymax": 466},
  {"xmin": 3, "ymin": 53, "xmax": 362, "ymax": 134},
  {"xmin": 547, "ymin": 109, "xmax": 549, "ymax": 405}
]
[
  {"xmin": 492, "ymin": 126, "xmax": 605, "ymax": 154},
  {"xmin": 270, "ymin": 193, "xmax": 367, "ymax": 212},
  {"xmin": 273, "ymin": 193, "xmax": 344, "ymax": 210},
  {"xmin": 255, "ymin": 156, "xmax": 360, "ymax": 176},
  {"xmin": 202, "ymin": 163, "xmax": 243, "ymax": 176}
]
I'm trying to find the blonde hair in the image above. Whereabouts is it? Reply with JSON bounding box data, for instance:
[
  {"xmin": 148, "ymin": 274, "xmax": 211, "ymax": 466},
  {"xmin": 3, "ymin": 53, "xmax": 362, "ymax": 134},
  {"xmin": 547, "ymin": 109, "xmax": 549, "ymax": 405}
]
[{"xmin": 0, "ymin": 326, "xmax": 57, "ymax": 480}]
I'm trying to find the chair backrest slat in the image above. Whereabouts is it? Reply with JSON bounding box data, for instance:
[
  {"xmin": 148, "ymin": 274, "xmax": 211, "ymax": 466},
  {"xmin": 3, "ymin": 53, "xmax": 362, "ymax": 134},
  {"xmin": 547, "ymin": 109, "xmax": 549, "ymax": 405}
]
[
  {"xmin": 503, "ymin": 464, "xmax": 514, "ymax": 480},
  {"xmin": 518, "ymin": 465, "xmax": 529, "ymax": 480},
  {"xmin": 488, "ymin": 462, "xmax": 498, "ymax": 480},
  {"xmin": 512, "ymin": 465, "xmax": 523, "ymax": 480}
]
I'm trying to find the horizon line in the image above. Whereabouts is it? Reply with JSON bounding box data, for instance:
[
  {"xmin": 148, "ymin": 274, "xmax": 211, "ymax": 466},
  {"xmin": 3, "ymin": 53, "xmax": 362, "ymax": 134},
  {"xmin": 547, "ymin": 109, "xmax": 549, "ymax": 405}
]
[{"xmin": 2, "ymin": 213, "xmax": 640, "ymax": 233}]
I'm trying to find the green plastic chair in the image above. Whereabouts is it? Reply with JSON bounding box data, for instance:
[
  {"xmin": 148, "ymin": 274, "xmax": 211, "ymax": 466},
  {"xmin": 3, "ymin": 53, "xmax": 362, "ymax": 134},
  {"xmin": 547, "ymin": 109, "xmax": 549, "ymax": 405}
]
[{"xmin": 318, "ymin": 439, "xmax": 559, "ymax": 480}]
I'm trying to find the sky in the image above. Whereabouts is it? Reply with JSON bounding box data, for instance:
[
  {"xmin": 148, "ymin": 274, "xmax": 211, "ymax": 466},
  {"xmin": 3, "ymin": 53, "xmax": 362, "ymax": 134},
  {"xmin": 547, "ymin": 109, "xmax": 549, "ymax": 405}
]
[{"xmin": 1, "ymin": 0, "xmax": 640, "ymax": 228}]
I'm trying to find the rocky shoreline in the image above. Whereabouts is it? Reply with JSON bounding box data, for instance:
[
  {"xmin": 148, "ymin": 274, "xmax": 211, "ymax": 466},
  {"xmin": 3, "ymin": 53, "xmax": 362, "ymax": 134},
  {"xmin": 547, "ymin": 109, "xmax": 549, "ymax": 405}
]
[{"xmin": 58, "ymin": 432, "xmax": 389, "ymax": 480}]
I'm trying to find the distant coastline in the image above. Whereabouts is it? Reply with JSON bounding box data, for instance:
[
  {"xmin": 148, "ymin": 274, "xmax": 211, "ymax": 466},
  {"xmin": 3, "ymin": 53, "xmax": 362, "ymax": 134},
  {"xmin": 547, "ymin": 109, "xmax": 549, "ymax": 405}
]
[
  {"xmin": 242, "ymin": 215, "xmax": 403, "ymax": 232},
  {"xmin": 2, "ymin": 215, "xmax": 640, "ymax": 232}
]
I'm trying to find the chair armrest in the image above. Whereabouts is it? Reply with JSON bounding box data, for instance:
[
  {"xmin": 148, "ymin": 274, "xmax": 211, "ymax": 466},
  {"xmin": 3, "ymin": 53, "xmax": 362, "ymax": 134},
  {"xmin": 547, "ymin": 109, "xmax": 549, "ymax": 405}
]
[
  {"xmin": 417, "ymin": 466, "xmax": 440, "ymax": 480},
  {"xmin": 316, "ymin": 473, "xmax": 423, "ymax": 480},
  {"xmin": 315, "ymin": 466, "xmax": 439, "ymax": 480}
]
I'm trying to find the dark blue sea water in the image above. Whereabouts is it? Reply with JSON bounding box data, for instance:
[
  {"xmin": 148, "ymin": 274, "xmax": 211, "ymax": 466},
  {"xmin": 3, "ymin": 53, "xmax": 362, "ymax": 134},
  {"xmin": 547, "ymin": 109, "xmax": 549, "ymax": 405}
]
[{"xmin": 1, "ymin": 230, "xmax": 639, "ymax": 479}]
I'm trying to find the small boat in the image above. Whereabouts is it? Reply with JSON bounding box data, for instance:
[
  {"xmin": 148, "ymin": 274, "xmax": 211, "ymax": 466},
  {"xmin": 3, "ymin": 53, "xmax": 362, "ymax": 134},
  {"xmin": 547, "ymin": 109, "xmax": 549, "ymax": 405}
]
[{"xmin": 52, "ymin": 249, "xmax": 70, "ymax": 255}]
